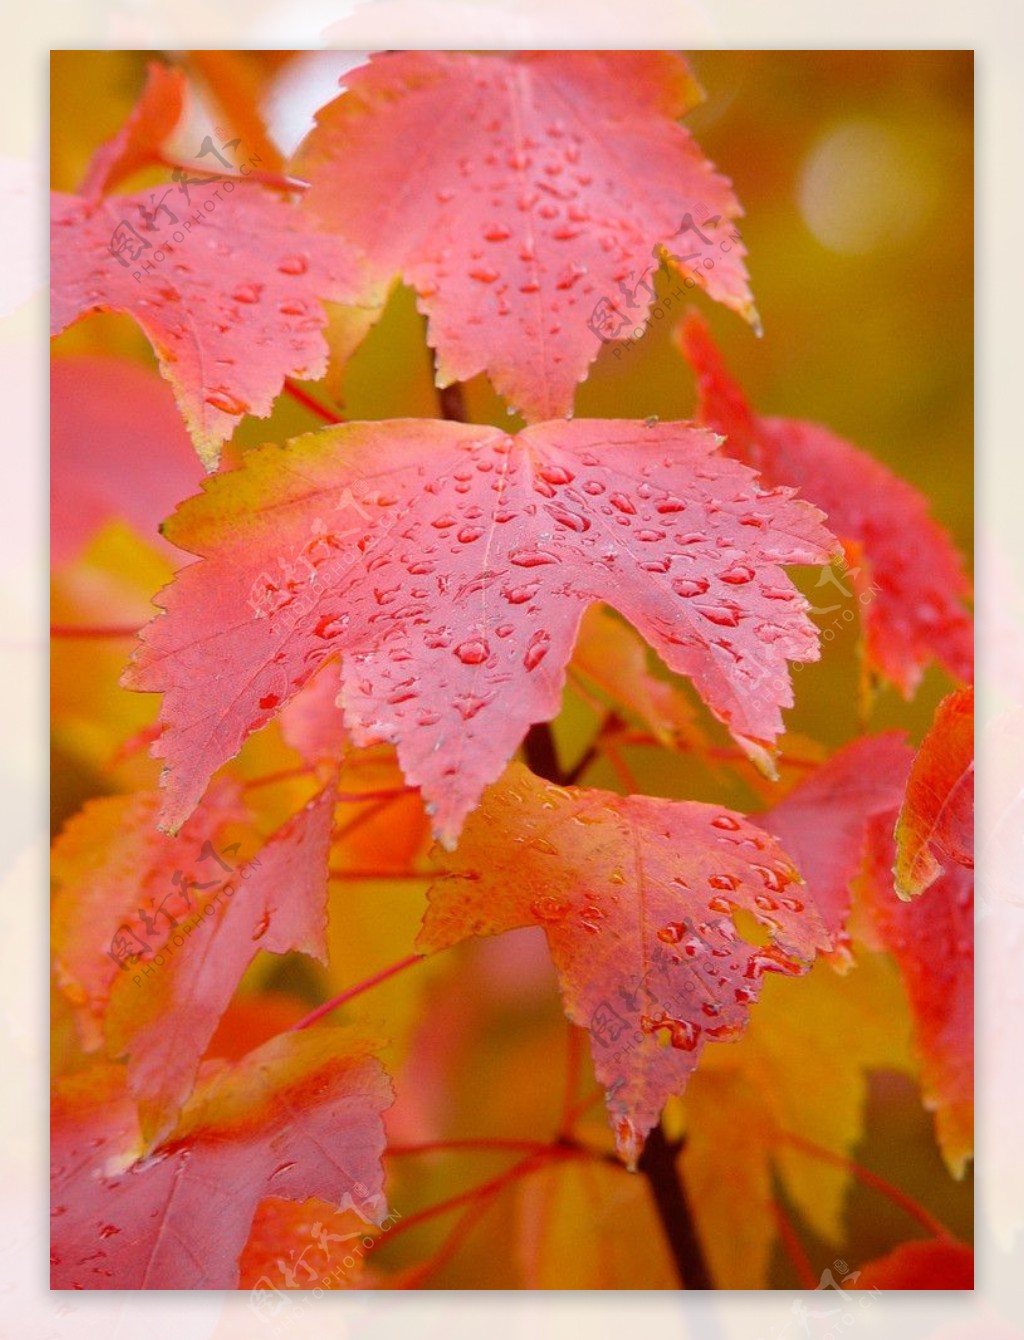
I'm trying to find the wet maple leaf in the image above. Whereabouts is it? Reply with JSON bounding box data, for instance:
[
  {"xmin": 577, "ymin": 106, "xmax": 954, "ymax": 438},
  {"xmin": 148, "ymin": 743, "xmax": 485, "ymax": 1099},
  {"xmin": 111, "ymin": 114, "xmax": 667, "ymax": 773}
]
[
  {"xmin": 894, "ymin": 684, "xmax": 974, "ymax": 898},
  {"xmin": 50, "ymin": 1029, "xmax": 393, "ymax": 1289},
  {"xmin": 123, "ymin": 417, "xmax": 834, "ymax": 846},
  {"xmin": 846, "ymin": 1238, "xmax": 974, "ymax": 1289},
  {"xmin": 78, "ymin": 60, "xmax": 187, "ymax": 200},
  {"xmin": 51, "ymin": 354, "xmax": 203, "ymax": 564},
  {"xmin": 109, "ymin": 784, "xmax": 338, "ymax": 1144},
  {"xmin": 860, "ymin": 815, "xmax": 974, "ymax": 1176},
  {"xmin": 279, "ymin": 656, "xmax": 350, "ymax": 766},
  {"xmin": 677, "ymin": 311, "xmax": 973, "ymax": 695},
  {"xmin": 291, "ymin": 51, "xmax": 756, "ymax": 419},
  {"xmin": 50, "ymin": 185, "xmax": 366, "ymax": 469},
  {"xmin": 569, "ymin": 604, "xmax": 710, "ymax": 752},
  {"xmin": 417, "ymin": 762, "xmax": 831, "ymax": 1164},
  {"xmin": 53, "ymin": 781, "xmax": 337, "ymax": 1144},
  {"xmin": 684, "ymin": 955, "xmax": 912, "ymax": 1286},
  {"xmin": 756, "ymin": 732, "xmax": 913, "ymax": 960},
  {"xmin": 239, "ymin": 1195, "xmax": 389, "ymax": 1290},
  {"xmin": 516, "ymin": 1154, "xmax": 678, "ymax": 1288},
  {"xmin": 51, "ymin": 778, "xmax": 247, "ymax": 1052}
]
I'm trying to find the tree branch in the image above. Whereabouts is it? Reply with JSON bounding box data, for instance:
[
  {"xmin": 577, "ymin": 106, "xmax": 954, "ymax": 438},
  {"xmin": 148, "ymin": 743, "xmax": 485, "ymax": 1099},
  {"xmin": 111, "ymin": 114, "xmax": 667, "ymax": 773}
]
[
  {"xmin": 523, "ymin": 722, "xmax": 714, "ymax": 1289},
  {"xmin": 637, "ymin": 1123, "xmax": 713, "ymax": 1289}
]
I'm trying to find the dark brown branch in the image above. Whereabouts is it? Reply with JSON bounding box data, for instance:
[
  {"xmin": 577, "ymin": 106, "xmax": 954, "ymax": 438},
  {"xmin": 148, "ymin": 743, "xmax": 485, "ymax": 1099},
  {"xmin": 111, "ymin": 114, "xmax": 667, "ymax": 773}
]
[
  {"xmin": 437, "ymin": 381, "xmax": 467, "ymax": 422},
  {"xmin": 523, "ymin": 721, "xmax": 563, "ymax": 783},
  {"xmin": 637, "ymin": 1123, "xmax": 713, "ymax": 1289}
]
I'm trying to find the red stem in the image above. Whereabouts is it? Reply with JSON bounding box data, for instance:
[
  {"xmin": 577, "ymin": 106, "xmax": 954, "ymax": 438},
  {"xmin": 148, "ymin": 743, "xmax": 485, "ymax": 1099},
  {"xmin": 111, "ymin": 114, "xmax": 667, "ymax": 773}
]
[
  {"xmin": 772, "ymin": 1199, "xmax": 817, "ymax": 1288},
  {"xmin": 156, "ymin": 152, "xmax": 308, "ymax": 194},
  {"xmin": 393, "ymin": 1189, "xmax": 500, "ymax": 1288},
  {"xmin": 777, "ymin": 1131, "xmax": 955, "ymax": 1241},
  {"xmin": 291, "ymin": 953, "xmax": 423, "ymax": 1031},
  {"xmin": 50, "ymin": 624, "xmax": 140, "ymax": 639},
  {"xmin": 373, "ymin": 1150, "xmax": 570, "ymax": 1248},
  {"xmin": 282, "ymin": 378, "xmax": 345, "ymax": 424},
  {"xmin": 388, "ymin": 1138, "xmax": 558, "ymax": 1158}
]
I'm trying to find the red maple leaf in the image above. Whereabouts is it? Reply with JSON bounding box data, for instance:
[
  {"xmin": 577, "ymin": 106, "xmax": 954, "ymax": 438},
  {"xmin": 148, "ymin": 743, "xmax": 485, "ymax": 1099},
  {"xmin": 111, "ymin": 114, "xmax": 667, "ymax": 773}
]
[
  {"xmin": 894, "ymin": 684, "xmax": 974, "ymax": 897},
  {"xmin": 417, "ymin": 762, "xmax": 831, "ymax": 1164},
  {"xmin": 50, "ymin": 1030, "xmax": 393, "ymax": 1289},
  {"xmin": 677, "ymin": 311, "xmax": 973, "ymax": 695},
  {"xmin": 861, "ymin": 815, "xmax": 974, "ymax": 1175},
  {"xmin": 291, "ymin": 51, "xmax": 756, "ymax": 419},
  {"xmin": 123, "ymin": 418, "xmax": 835, "ymax": 846},
  {"xmin": 50, "ymin": 185, "xmax": 367, "ymax": 468}
]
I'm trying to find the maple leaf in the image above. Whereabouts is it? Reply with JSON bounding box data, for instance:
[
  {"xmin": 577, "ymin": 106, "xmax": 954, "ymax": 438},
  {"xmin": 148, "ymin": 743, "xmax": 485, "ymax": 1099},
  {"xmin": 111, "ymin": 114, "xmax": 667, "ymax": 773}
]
[
  {"xmin": 677, "ymin": 311, "xmax": 973, "ymax": 696},
  {"xmin": 894, "ymin": 684, "xmax": 974, "ymax": 898},
  {"xmin": 569, "ymin": 604, "xmax": 710, "ymax": 752},
  {"xmin": 50, "ymin": 185, "xmax": 367, "ymax": 469},
  {"xmin": 51, "ymin": 778, "xmax": 247, "ymax": 1052},
  {"xmin": 54, "ymin": 781, "xmax": 337, "ymax": 1145},
  {"xmin": 280, "ymin": 656, "xmax": 350, "ymax": 766},
  {"xmin": 860, "ymin": 815, "xmax": 973, "ymax": 1176},
  {"xmin": 417, "ymin": 762, "xmax": 831, "ymax": 1164},
  {"xmin": 123, "ymin": 417, "xmax": 835, "ymax": 847},
  {"xmin": 50, "ymin": 1029, "xmax": 393, "ymax": 1289},
  {"xmin": 239, "ymin": 1195, "xmax": 391, "ymax": 1290},
  {"xmin": 684, "ymin": 955, "xmax": 913, "ymax": 1286},
  {"xmin": 846, "ymin": 1238, "xmax": 974, "ymax": 1290},
  {"xmin": 78, "ymin": 60, "xmax": 187, "ymax": 201},
  {"xmin": 112, "ymin": 783, "xmax": 338, "ymax": 1144},
  {"xmin": 51, "ymin": 354, "xmax": 203, "ymax": 565},
  {"xmin": 516, "ymin": 1154, "xmax": 679, "ymax": 1288},
  {"xmin": 291, "ymin": 51, "xmax": 756, "ymax": 419},
  {"xmin": 755, "ymin": 732, "xmax": 913, "ymax": 961}
]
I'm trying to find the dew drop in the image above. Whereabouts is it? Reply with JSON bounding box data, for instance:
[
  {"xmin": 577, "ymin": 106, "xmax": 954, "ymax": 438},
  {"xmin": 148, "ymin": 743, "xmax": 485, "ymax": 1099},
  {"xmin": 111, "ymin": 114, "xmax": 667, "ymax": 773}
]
[
  {"xmin": 524, "ymin": 630, "xmax": 551, "ymax": 670},
  {"xmin": 672, "ymin": 577, "xmax": 710, "ymax": 599},
  {"xmin": 531, "ymin": 894, "xmax": 569, "ymax": 923},
  {"xmin": 721, "ymin": 562, "xmax": 755, "ymax": 585},
  {"xmin": 745, "ymin": 947, "xmax": 803, "ymax": 979},
  {"xmin": 204, "ymin": 389, "xmax": 248, "ymax": 415},
  {"xmin": 640, "ymin": 1012, "xmax": 701, "ymax": 1051},
  {"xmin": 538, "ymin": 463, "xmax": 574, "ymax": 486},
  {"xmin": 278, "ymin": 254, "xmax": 309, "ymax": 275},
  {"xmin": 711, "ymin": 814, "xmax": 741, "ymax": 831},
  {"xmin": 708, "ymin": 873, "xmax": 740, "ymax": 892},
  {"xmin": 455, "ymin": 638, "xmax": 490, "ymax": 665},
  {"xmin": 510, "ymin": 548, "xmax": 559, "ymax": 567},
  {"xmin": 695, "ymin": 602, "xmax": 742, "ymax": 627},
  {"xmin": 504, "ymin": 582, "xmax": 540, "ymax": 604}
]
